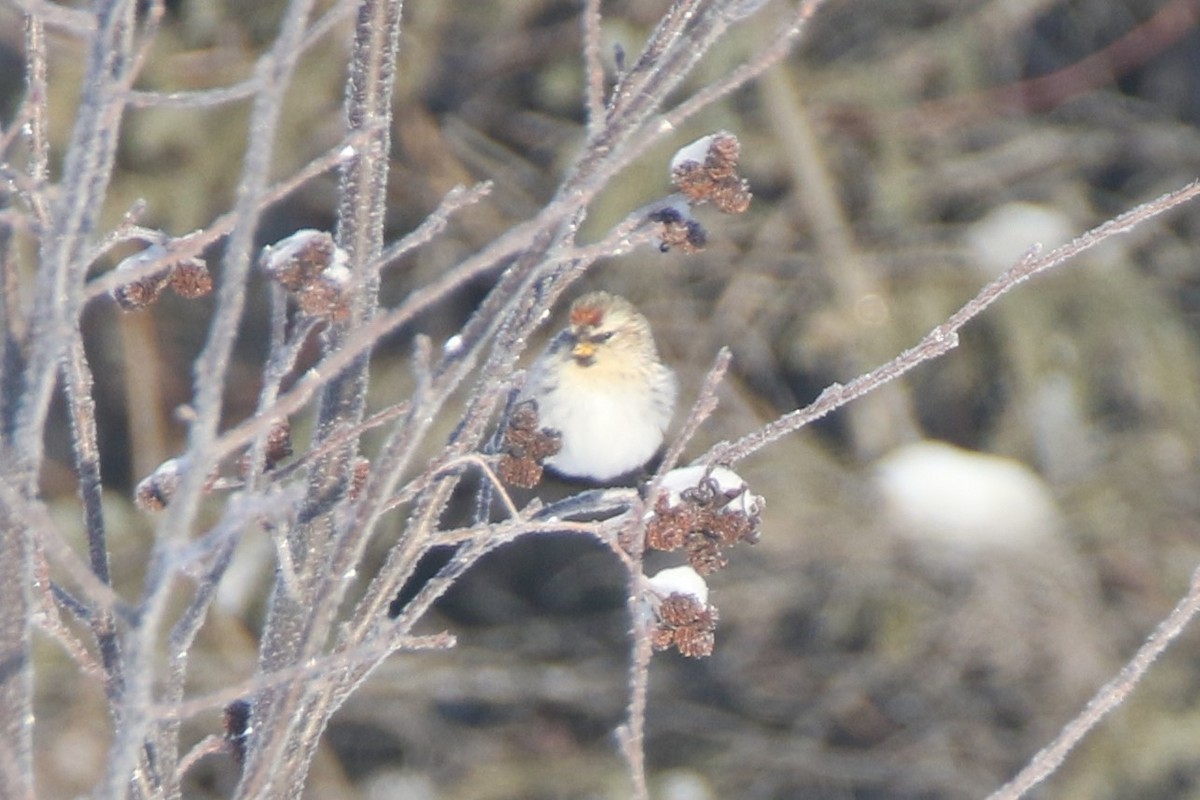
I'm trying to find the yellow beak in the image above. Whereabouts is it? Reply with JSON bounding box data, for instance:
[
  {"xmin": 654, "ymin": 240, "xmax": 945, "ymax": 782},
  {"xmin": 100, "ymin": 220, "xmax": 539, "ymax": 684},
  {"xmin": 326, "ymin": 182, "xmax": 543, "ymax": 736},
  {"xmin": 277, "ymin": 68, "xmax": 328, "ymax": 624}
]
[{"xmin": 571, "ymin": 340, "xmax": 597, "ymax": 362}]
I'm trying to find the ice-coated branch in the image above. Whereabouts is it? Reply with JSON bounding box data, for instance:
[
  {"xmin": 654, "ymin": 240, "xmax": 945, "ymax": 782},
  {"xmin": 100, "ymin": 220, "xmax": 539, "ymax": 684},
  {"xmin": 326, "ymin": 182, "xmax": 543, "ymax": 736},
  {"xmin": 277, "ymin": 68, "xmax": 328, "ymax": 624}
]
[{"xmin": 702, "ymin": 179, "xmax": 1200, "ymax": 466}]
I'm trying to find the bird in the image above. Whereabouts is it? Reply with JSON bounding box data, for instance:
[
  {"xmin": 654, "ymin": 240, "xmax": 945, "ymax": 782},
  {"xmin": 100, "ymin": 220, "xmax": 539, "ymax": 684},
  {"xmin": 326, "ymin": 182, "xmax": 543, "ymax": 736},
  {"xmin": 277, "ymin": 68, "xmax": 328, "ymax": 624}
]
[{"xmin": 523, "ymin": 291, "xmax": 677, "ymax": 483}]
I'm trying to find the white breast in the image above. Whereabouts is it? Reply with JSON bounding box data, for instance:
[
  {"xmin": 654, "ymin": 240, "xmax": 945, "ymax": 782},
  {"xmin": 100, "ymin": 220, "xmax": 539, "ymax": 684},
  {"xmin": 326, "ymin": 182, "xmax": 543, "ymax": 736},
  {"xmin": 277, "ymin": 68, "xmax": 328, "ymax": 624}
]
[{"xmin": 530, "ymin": 360, "xmax": 675, "ymax": 481}]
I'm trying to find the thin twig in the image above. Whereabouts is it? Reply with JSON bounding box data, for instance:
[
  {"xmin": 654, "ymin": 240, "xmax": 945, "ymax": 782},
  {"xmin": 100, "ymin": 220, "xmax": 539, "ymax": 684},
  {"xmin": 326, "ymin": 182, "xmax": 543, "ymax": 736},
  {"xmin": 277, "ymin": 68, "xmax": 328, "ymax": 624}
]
[
  {"xmin": 177, "ymin": 736, "xmax": 226, "ymax": 777},
  {"xmin": 61, "ymin": 336, "xmax": 123, "ymax": 699},
  {"xmin": 31, "ymin": 543, "xmax": 106, "ymax": 681},
  {"xmin": 434, "ymin": 453, "xmax": 522, "ymax": 521},
  {"xmin": 125, "ymin": 0, "xmax": 165, "ymax": 96},
  {"xmin": 83, "ymin": 128, "xmax": 374, "ymax": 302},
  {"xmin": 582, "ymin": 0, "xmax": 607, "ymax": 136},
  {"xmin": 702, "ymin": 179, "xmax": 1200, "ymax": 465},
  {"xmin": 22, "ymin": 12, "xmax": 51, "ymax": 230},
  {"xmin": 428, "ymin": 516, "xmax": 614, "ymax": 548},
  {"xmin": 272, "ymin": 400, "xmax": 411, "ymax": 484},
  {"xmin": 151, "ymin": 632, "xmax": 455, "ymax": 723},
  {"xmin": 13, "ymin": 0, "xmax": 138, "ymax": 488},
  {"xmin": 129, "ymin": 79, "xmax": 260, "ymax": 110},
  {"xmin": 241, "ymin": 285, "xmax": 299, "ymax": 490},
  {"xmin": 157, "ymin": 527, "xmax": 239, "ymax": 797},
  {"xmin": 618, "ymin": 630, "xmax": 654, "ymax": 800},
  {"xmin": 664, "ymin": 0, "xmax": 829, "ymax": 131},
  {"xmin": 127, "ymin": 0, "xmax": 356, "ymax": 109},
  {"xmin": 605, "ymin": 0, "xmax": 704, "ymax": 127},
  {"xmin": 987, "ymin": 562, "xmax": 1200, "ymax": 800},
  {"xmin": 653, "ymin": 347, "xmax": 732, "ymax": 506},
  {"xmin": 11, "ymin": 0, "xmax": 95, "ymax": 35},
  {"xmin": 0, "ymin": 476, "xmax": 125, "ymax": 615},
  {"xmin": 102, "ymin": 1, "xmax": 323, "ymax": 793},
  {"xmin": 617, "ymin": 346, "xmax": 733, "ymax": 799},
  {"xmin": 374, "ymin": 181, "xmax": 494, "ymax": 273}
]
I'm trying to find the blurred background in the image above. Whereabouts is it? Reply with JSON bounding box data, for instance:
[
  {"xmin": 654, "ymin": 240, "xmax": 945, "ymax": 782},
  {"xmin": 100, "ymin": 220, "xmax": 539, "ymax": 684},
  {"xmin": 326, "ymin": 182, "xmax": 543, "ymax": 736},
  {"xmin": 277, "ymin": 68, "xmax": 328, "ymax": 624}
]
[{"xmin": 9, "ymin": 0, "xmax": 1200, "ymax": 797}]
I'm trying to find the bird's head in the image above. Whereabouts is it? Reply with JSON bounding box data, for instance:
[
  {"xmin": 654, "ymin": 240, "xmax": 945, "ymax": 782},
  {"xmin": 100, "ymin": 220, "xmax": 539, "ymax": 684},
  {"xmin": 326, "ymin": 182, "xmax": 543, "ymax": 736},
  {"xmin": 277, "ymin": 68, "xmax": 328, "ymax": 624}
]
[{"xmin": 563, "ymin": 292, "xmax": 657, "ymax": 372}]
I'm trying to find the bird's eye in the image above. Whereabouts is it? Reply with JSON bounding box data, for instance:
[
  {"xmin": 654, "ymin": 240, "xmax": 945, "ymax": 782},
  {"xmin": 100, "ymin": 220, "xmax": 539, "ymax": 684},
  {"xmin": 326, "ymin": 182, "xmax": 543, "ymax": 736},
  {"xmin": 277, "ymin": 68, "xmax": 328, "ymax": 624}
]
[{"xmin": 591, "ymin": 331, "xmax": 615, "ymax": 344}]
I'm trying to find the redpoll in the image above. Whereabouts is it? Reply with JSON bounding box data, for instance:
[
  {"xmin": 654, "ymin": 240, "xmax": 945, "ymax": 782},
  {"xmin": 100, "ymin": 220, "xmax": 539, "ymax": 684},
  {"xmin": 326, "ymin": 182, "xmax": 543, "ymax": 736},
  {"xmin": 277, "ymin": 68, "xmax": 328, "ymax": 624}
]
[{"xmin": 523, "ymin": 291, "xmax": 676, "ymax": 482}]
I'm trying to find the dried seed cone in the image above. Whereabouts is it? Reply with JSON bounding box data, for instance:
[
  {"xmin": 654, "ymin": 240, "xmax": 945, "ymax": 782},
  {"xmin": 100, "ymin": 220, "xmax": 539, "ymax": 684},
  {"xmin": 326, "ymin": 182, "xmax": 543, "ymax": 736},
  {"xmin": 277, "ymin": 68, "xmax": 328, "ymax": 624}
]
[
  {"xmin": 169, "ymin": 257, "xmax": 214, "ymax": 298},
  {"xmin": 114, "ymin": 271, "xmax": 172, "ymax": 311},
  {"xmin": 260, "ymin": 230, "xmax": 337, "ymax": 291}
]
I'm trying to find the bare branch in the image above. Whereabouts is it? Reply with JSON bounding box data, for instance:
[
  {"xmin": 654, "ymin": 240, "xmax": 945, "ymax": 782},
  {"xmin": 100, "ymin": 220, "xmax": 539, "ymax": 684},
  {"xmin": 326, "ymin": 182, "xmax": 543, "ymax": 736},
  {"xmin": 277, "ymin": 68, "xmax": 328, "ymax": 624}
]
[
  {"xmin": 61, "ymin": 337, "xmax": 122, "ymax": 698},
  {"xmin": 616, "ymin": 346, "xmax": 732, "ymax": 798},
  {"xmin": 126, "ymin": 1, "xmax": 357, "ymax": 109},
  {"xmin": 987, "ymin": 563, "xmax": 1200, "ymax": 800},
  {"xmin": 0, "ymin": 476, "xmax": 124, "ymax": 617},
  {"xmin": 375, "ymin": 181, "xmax": 494, "ymax": 273},
  {"xmin": 582, "ymin": 0, "xmax": 607, "ymax": 135},
  {"xmin": 150, "ymin": 632, "xmax": 455, "ymax": 723},
  {"xmin": 101, "ymin": 0, "xmax": 326, "ymax": 793},
  {"xmin": 664, "ymin": 0, "xmax": 829, "ymax": 130},
  {"xmin": 13, "ymin": 0, "xmax": 138, "ymax": 487},
  {"xmin": 702, "ymin": 179, "xmax": 1200, "ymax": 466},
  {"xmin": 11, "ymin": 0, "xmax": 95, "ymax": 35},
  {"xmin": 84, "ymin": 129, "xmax": 372, "ymax": 302}
]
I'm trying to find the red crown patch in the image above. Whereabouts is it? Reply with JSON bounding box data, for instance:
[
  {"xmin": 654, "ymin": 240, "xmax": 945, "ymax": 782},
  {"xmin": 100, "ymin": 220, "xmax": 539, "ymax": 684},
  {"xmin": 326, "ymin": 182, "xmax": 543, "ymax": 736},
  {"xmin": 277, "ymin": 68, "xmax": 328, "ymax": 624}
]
[{"xmin": 570, "ymin": 303, "xmax": 605, "ymax": 328}]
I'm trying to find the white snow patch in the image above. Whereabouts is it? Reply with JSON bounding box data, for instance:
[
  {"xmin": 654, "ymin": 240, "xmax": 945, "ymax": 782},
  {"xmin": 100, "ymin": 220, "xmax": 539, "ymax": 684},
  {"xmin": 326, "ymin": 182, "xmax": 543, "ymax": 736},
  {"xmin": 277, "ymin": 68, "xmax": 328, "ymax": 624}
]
[
  {"xmin": 874, "ymin": 440, "xmax": 1061, "ymax": 552},
  {"xmin": 151, "ymin": 457, "xmax": 180, "ymax": 479},
  {"xmin": 669, "ymin": 134, "xmax": 718, "ymax": 174},
  {"xmin": 647, "ymin": 565, "xmax": 709, "ymax": 605},
  {"xmin": 965, "ymin": 202, "xmax": 1073, "ymax": 277},
  {"xmin": 262, "ymin": 229, "xmax": 329, "ymax": 268},
  {"xmin": 115, "ymin": 243, "xmax": 168, "ymax": 273},
  {"xmin": 322, "ymin": 262, "xmax": 351, "ymax": 287},
  {"xmin": 658, "ymin": 464, "xmax": 762, "ymax": 517},
  {"xmin": 658, "ymin": 770, "xmax": 716, "ymax": 800},
  {"xmin": 328, "ymin": 241, "xmax": 349, "ymax": 270}
]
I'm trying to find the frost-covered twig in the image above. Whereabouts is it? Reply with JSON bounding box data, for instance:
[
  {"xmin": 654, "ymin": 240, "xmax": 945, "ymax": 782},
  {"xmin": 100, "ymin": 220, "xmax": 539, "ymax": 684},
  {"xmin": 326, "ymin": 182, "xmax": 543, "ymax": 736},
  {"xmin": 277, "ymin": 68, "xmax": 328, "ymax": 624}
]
[
  {"xmin": 62, "ymin": 337, "xmax": 121, "ymax": 697},
  {"xmin": 126, "ymin": 0, "xmax": 357, "ymax": 109},
  {"xmin": 101, "ymin": 1, "xmax": 324, "ymax": 794},
  {"xmin": 22, "ymin": 12, "xmax": 50, "ymax": 228},
  {"xmin": 655, "ymin": 347, "xmax": 733, "ymax": 502},
  {"xmin": 236, "ymin": 0, "xmax": 406, "ymax": 794},
  {"xmin": 3, "ymin": 1, "xmax": 888, "ymax": 796},
  {"xmin": 0, "ymin": 477, "xmax": 124, "ymax": 614},
  {"xmin": 151, "ymin": 632, "xmax": 456, "ymax": 724},
  {"xmin": 702, "ymin": 179, "xmax": 1200, "ymax": 466},
  {"xmin": 987, "ymin": 562, "xmax": 1200, "ymax": 800},
  {"xmin": 84, "ymin": 126, "xmax": 380, "ymax": 302},
  {"xmin": 615, "ymin": 347, "xmax": 732, "ymax": 799},
  {"xmin": 14, "ymin": 0, "xmax": 139, "ymax": 483},
  {"xmin": 10, "ymin": 0, "xmax": 94, "ymax": 35},
  {"xmin": 375, "ymin": 181, "xmax": 494, "ymax": 272},
  {"xmin": 664, "ymin": 0, "xmax": 827, "ymax": 130},
  {"xmin": 2, "ymin": 6, "xmax": 142, "ymax": 787},
  {"xmin": 582, "ymin": 0, "xmax": 606, "ymax": 135}
]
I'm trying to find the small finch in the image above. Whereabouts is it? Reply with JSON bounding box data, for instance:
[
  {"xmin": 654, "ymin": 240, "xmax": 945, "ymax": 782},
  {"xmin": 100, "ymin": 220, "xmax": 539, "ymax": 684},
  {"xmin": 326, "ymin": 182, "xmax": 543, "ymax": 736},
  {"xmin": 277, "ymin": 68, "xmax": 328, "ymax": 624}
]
[{"xmin": 523, "ymin": 291, "xmax": 677, "ymax": 483}]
